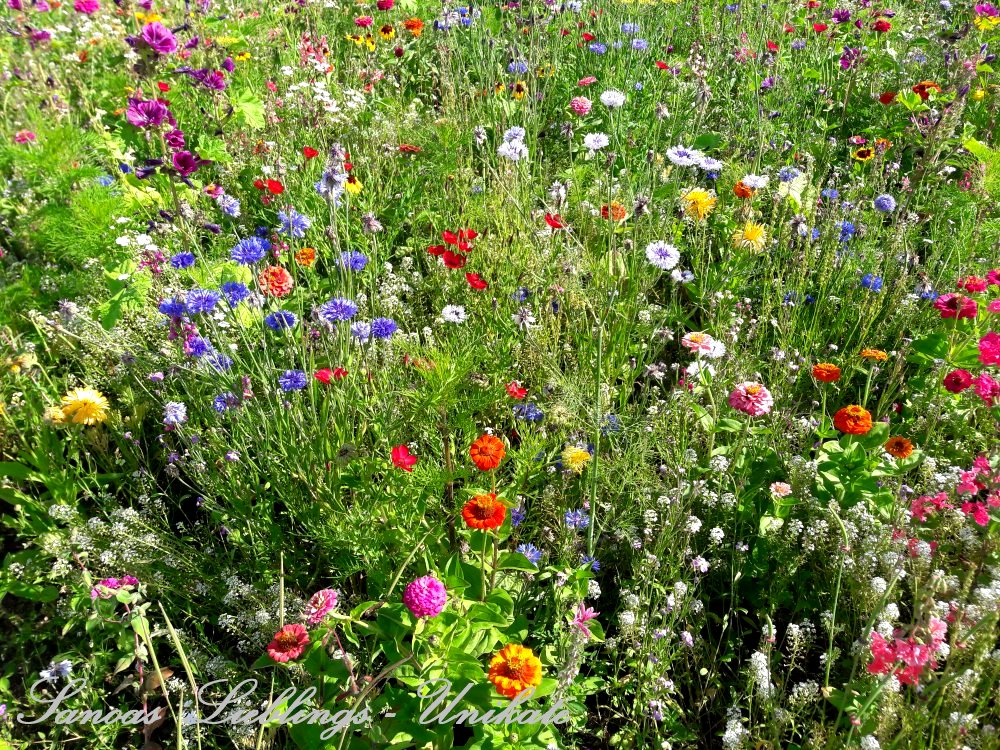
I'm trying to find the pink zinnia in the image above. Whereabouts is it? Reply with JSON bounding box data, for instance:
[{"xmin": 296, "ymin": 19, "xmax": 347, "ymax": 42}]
[
  {"xmin": 988, "ymin": 268, "xmax": 1000, "ymax": 286},
  {"xmin": 266, "ymin": 624, "xmax": 310, "ymax": 663},
  {"xmin": 13, "ymin": 130, "xmax": 35, "ymax": 144},
  {"xmin": 978, "ymin": 331, "xmax": 1000, "ymax": 366},
  {"xmin": 376, "ymin": 0, "xmax": 393, "ymax": 8},
  {"xmin": 973, "ymin": 372, "xmax": 1000, "ymax": 406},
  {"xmin": 578, "ymin": 76, "xmax": 597, "ymax": 86},
  {"xmin": 355, "ymin": 15, "xmax": 373, "ymax": 27},
  {"xmin": 934, "ymin": 293, "xmax": 978, "ymax": 319},
  {"xmin": 402, "ymin": 575, "xmax": 447, "ymax": 618},
  {"xmin": 728, "ymin": 382, "xmax": 774, "ymax": 416},
  {"xmin": 569, "ymin": 96, "xmax": 592, "ymax": 116},
  {"xmin": 681, "ymin": 331, "xmax": 725, "ymax": 358},
  {"xmin": 988, "ymin": 299, "xmax": 1000, "ymax": 313},
  {"xmin": 73, "ymin": 0, "xmax": 98, "ymax": 12},
  {"xmin": 304, "ymin": 589, "xmax": 338, "ymax": 625}
]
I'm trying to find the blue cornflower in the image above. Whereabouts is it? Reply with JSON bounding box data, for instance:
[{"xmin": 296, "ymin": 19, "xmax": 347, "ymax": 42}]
[
  {"xmin": 581, "ymin": 554, "xmax": 600, "ymax": 572},
  {"xmin": 159, "ymin": 297, "xmax": 186, "ymax": 317},
  {"xmin": 513, "ymin": 403, "xmax": 545, "ymax": 422},
  {"xmin": 217, "ymin": 194, "xmax": 241, "ymax": 217},
  {"xmin": 205, "ymin": 353, "xmax": 233, "ymax": 372},
  {"xmin": 317, "ymin": 297, "xmax": 358, "ymax": 324},
  {"xmin": 873, "ymin": 194, "xmax": 897, "ymax": 213},
  {"xmin": 351, "ymin": 321, "xmax": 372, "ymax": 342},
  {"xmin": 97, "ymin": 174, "xmax": 115, "ymax": 187},
  {"xmin": 811, "ymin": 227, "xmax": 821, "ymax": 241},
  {"xmin": 503, "ymin": 126, "xmax": 526, "ymax": 143},
  {"xmin": 220, "ymin": 281, "xmax": 251, "ymax": 308},
  {"xmin": 631, "ymin": 38, "xmax": 648, "ymax": 51},
  {"xmin": 339, "ymin": 251, "xmax": 368, "ymax": 272},
  {"xmin": 564, "ymin": 509, "xmax": 590, "ymax": 529},
  {"xmin": 170, "ymin": 251, "xmax": 196, "ymax": 269},
  {"xmin": 163, "ymin": 401, "xmax": 187, "ymax": 426},
  {"xmin": 838, "ymin": 221, "xmax": 856, "ymax": 243},
  {"xmin": 230, "ymin": 236, "xmax": 270, "ymax": 265},
  {"xmin": 861, "ymin": 273, "xmax": 883, "ymax": 292},
  {"xmin": 621, "ymin": 21, "xmax": 640, "ymax": 34},
  {"xmin": 634, "ymin": 82, "xmax": 644, "ymax": 91},
  {"xmin": 507, "ymin": 60, "xmax": 529, "ymax": 74},
  {"xmin": 277, "ymin": 209, "xmax": 311, "ymax": 238},
  {"xmin": 513, "ymin": 287, "xmax": 531, "ymax": 302},
  {"xmin": 589, "ymin": 42, "xmax": 607, "ymax": 54},
  {"xmin": 371, "ymin": 317, "xmax": 398, "ymax": 339},
  {"xmin": 212, "ymin": 392, "xmax": 238, "ymax": 413},
  {"xmin": 185, "ymin": 336, "xmax": 213, "ymax": 358},
  {"xmin": 278, "ymin": 370, "xmax": 308, "ymax": 391},
  {"xmin": 511, "ymin": 505, "xmax": 526, "ymax": 526},
  {"xmin": 516, "ymin": 543, "xmax": 542, "ymax": 565},
  {"xmin": 601, "ymin": 414, "xmax": 622, "ymax": 435},
  {"xmin": 779, "ymin": 166, "xmax": 802, "ymax": 182},
  {"xmin": 186, "ymin": 289, "xmax": 221, "ymax": 314},
  {"xmin": 265, "ymin": 310, "xmax": 298, "ymax": 330},
  {"xmin": 791, "ymin": 38, "xmax": 806, "ymax": 50},
  {"xmin": 822, "ymin": 188, "xmax": 840, "ymax": 200}
]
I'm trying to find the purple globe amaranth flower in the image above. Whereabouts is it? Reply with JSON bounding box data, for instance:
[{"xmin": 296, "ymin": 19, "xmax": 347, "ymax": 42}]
[
  {"xmin": 172, "ymin": 151, "xmax": 210, "ymax": 177},
  {"xmin": 402, "ymin": 575, "xmax": 447, "ymax": 618},
  {"xmin": 141, "ymin": 21, "xmax": 178, "ymax": 55},
  {"xmin": 126, "ymin": 98, "xmax": 174, "ymax": 128}
]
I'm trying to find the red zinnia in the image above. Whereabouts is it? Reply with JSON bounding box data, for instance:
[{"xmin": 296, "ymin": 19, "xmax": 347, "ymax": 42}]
[
  {"xmin": 466, "ymin": 272, "xmax": 489, "ymax": 290},
  {"xmin": 391, "ymin": 445, "xmax": 418, "ymax": 472},
  {"xmin": 266, "ymin": 624, "xmax": 309, "ymax": 663},
  {"xmin": 872, "ymin": 19, "xmax": 891, "ymax": 32},
  {"xmin": 462, "ymin": 493, "xmax": 506, "ymax": 530},
  {"xmin": 258, "ymin": 266, "xmax": 294, "ymax": 297},
  {"xmin": 942, "ymin": 369, "xmax": 973, "ymax": 393},
  {"xmin": 879, "ymin": 91, "xmax": 897, "ymax": 105}
]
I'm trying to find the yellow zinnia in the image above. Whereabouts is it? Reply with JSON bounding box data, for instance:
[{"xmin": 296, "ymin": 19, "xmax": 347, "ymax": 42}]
[
  {"xmin": 731, "ymin": 221, "xmax": 769, "ymax": 252},
  {"xmin": 60, "ymin": 387, "xmax": 110, "ymax": 426}
]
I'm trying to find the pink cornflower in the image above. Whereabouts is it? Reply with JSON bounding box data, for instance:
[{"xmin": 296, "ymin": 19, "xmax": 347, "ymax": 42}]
[
  {"xmin": 570, "ymin": 602, "xmax": 600, "ymax": 639},
  {"xmin": 728, "ymin": 382, "xmax": 774, "ymax": 417},
  {"xmin": 569, "ymin": 96, "xmax": 592, "ymax": 116},
  {"xmin": 304, "ymin": 589, "xmax": 338, "ymax": 625},
  {"xmin": 978, "ymin": 332, "xmax": 1000, "ymax": 366}
]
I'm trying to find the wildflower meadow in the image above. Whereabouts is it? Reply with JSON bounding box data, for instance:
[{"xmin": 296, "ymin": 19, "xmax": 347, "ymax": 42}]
[{"xmin": 1, "ymin": 0, "xmax": 999, "ymax": 747}]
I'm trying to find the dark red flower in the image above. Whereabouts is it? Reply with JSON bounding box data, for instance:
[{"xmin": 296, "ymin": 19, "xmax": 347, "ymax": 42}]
[
  {"xmin": 332, "ymin": 367, "xmax": 348, "ymax": 380},
  {"xmin": 879, "ymin": 91, "xmax": 897, "ymax": 105},
  {"xmin": 943, "ymin": 369, "xmax": 973, "ymax": 393}
]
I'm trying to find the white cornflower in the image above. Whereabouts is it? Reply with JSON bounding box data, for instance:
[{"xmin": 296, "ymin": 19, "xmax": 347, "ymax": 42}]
[
  {"xmin": 599, "ymin": 89, "xmax": 626, "ymax": 108},
  {"xmin": 645, "ymin": 241, "xmax": 680, "ymax": 270},
  {"xmin": 583, "ymin": 132, "xmax": 610, "ymax": 151},
  {"xmin": 441, "ymin": 305, "xmax": 467, "ymax": 323}
]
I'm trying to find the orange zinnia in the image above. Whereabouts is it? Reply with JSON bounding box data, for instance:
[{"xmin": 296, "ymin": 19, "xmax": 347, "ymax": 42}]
[
  {"xmin": 470, "ymin": 434, "xmax": 505, "ymax": 471},
  {"xmin": 295, "ymin": 247, "xmax": 317, "ymax": 267},
  {"xmin": 258, "ymin": 266, "xmax": 294, "ymax": 297},
  {"xmin": 403, "ymin": 17, "xmax": 424, "ymax": 36},
  {"xmin": 812, "ymin": 363, "xmax": 841, "ymax": 383},
  {"xmin": 733, "ymin": 180, "xmax": 755, "ymax": 199},
  {"xmin": 912, "ymin": 80, "xmax": 941, "ymax": 100},
  {"xmin": 488, "ymin": 644, "xmax": 543, "ymax": 698},
  {"xmin": 885, "ymin": 437, "xmax": 913, "ymax": 459},
  {"xmin": 860, "ymin": 348, "xmax": 889, "ymax": 362},
  {"xmin": 462, "ymin": 493, "xmax": 506, "ymax": 530},
  {"xmin": 833, "ymin": 405, "xmax": 873, "ymax": 435},
  {"xmin": 600, "ymin": 202, "xmax": 627, "ymax": 221}
]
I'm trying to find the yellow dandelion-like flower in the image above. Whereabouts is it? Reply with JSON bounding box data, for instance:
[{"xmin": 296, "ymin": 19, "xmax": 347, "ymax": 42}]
[
  {"xmin": 345, "ymin": 175, "xmax": 362, "ymax": 195},
  {"xmin": 235, "ymin": 51, "xmax": 251, "ymax": 62},
  {"xmin": 680, "ymin": 187, "xmax": 717, "ymax": 221},
  {"xmin": 860, "ymin": 348, "xmax": 889, "ymax": 362},
  {"xmin": 43, "ymin": 406, "xmax": 66, "ymax": 425},
  {"xmin": 562, "ymin": 445, "xmax": 592, "ymax": 474},
  {"xmin": 973, "ymin": 88, "xmax": 987, "ymax": 101},
  {"xmin": 60, "ymin": 387, "xmax": 110, "ymax": 426},
  {"xmin": 731, "ymin": 221, "xmax": 769, "ymax": 252}
]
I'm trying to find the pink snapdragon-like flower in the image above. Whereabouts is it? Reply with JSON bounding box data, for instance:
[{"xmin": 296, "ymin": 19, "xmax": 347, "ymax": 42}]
[
  {"xmin": 728, "ymin": 382, "xmax": 774, "ymax": 416},
  {"xmin": 570, "ymin": 602, "xmax": 600, "ymax": 639}
]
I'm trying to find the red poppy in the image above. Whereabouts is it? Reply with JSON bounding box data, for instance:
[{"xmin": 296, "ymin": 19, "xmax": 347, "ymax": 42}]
[
  {"xmin": 265, "ymin": 179, "xmax": 284, "ymax": 195},
  {"xmin": 443, "ymin": 251, "xmax": 467, "ymax": 269},
  {"xmin": 466, "ymin": 272, "xmax": 489, "ymax": 290},
  {"xmin": 427, "ymin": 244, "xmax": 446, "ymax": 256},
  {"xmin": 442, "ymin": 230, "xmax": 459, "ymax": 245},
  {"xmin": 879, "ymin": 91, "xmax": 897, "ymax": 105},
  {"xmin": 812, "ymin": 22, "xmax": 827, "ymax": 32},
  {"xmin": 783, "ymin": 23, "xmax": 795, "ymax": 33},
  {"xmin": 560, "ymin": 29, "xmax": 570, "ymax": 36},
  {"xmin": 545, "ymin": 213, "xmax": 565, "ymax": 229},
  {"xmin": 303, "ymin": 146, "xmax": 319, "ymax": 159},
  {"xmin": 391, "ymin": 445, "xmax": 418, "ymax": 472},
  {"xmin": 253, "ymin": 178, "xmax": 265, "ymax": 190},
  {"xmin": 766, "ymin": 40, "xmax": 778, "ymax": 52},
  {"xmin": 314, "ymin": 368, "xmax": 333, "ymax": 384},
  {"xmin": 582, "ymin": 32, "xmax": 595, "ymax": 41},
  {"xmin": 332, "ymin": 367, "xmax": 348, "ymax": 380},
  {"xmin": 458, "ymin": 229, "xmax": 478, "ymax": 241},
  {"xmin": 506, "ymin": 381, "xmax": 527, "ymax": 399},
  {"xmin": 157, "ymin": 81, "xmax": 170, "ymax": 92},
  {"xmin": 655, "ymin": 60, "xmax": 668, "ymax": 69}
]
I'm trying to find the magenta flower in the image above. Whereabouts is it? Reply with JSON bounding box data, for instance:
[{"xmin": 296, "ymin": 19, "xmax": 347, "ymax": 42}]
[
  {"xmin": 978, "ymin": 332, "xmax": 1000, "ymax": 366},
  {"xmin": 569, "ymin": 96, "xmax": 592, "ymax": 116},
  {"xmin": 934, "ymin": 293, "xmax": 978, "ymax": 320},
  {"xmin": 141, "ymin": 22, "xmax": 178, "ymax": 55},
  {"xmin": 73, "ymin": 0, "xmax": 99, "ymax": 13},
  {"xmin": 13, "ymin": 130, "xmax": 35, "ymax": 144},
  {"xmin": 402, "ymin": 575, "xmax": 447, "ymax": 618},
  {"xmin": 172, "ymin": 151, "xmax": 210, "ymax": 177},
  {"xmin": 570, "ymin": 602, "xmax": 600, "ymax": 639},
  {"xmin": 304, "ymin": 589, "xmax": 338, "ymax": 625},
  {"xmin": 727, "ymin": 382, "xmax": 774, "ymax": 417},
  {"xmin": 126, "ymin": 98, "xmax": 173, "ymax": 128}
]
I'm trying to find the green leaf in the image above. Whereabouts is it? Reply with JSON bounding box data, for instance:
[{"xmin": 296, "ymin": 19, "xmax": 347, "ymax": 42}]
[
  {"xmin": 496, "ymin": 552, "xmax": 537, "ymax": 572},
  {"xmin": 233, "ymin": 90, "xmax": 266, "ymax": 130}
]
